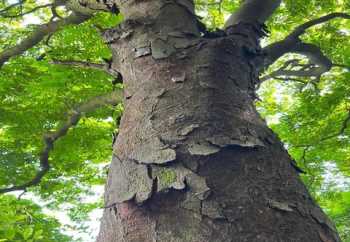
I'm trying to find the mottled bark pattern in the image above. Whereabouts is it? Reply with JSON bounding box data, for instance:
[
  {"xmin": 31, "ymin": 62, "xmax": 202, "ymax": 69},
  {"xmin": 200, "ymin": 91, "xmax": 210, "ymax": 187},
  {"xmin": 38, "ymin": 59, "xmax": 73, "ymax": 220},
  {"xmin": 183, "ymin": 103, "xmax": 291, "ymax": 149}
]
[{"xmin": 97, "ymin": 1, "xmax": 340, "ymax": 241}]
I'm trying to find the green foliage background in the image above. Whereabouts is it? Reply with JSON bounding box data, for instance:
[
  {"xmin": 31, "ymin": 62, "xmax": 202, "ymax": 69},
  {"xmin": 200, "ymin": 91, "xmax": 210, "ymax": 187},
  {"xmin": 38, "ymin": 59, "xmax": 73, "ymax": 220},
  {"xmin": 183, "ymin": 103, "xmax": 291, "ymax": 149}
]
[{"xmin": 0, "ymin": 0, "xmax": 349, "ymax": 241}]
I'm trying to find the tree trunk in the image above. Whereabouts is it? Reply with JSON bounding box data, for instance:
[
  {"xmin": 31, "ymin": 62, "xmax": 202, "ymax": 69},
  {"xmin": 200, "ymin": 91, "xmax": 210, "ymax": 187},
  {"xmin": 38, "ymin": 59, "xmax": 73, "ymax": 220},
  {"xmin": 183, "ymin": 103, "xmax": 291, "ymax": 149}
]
[{"xmin": 97, "ymin": 1, "xmax": 340, "ymax": 241}]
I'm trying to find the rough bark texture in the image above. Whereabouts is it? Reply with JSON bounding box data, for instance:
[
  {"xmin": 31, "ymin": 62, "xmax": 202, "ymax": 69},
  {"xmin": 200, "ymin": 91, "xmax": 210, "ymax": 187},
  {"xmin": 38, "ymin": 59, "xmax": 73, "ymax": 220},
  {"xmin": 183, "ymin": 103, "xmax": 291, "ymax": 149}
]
[{"xmin": 97, "ymin": 1, "xmax": 341, "ymax": 241}]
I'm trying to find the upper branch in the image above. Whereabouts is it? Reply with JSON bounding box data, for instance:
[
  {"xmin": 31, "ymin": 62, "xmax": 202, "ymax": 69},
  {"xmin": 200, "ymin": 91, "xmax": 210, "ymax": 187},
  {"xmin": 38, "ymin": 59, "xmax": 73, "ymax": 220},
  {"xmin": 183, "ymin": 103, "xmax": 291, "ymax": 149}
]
[
  {"xmin": 260, "ymin": 42, "xmax": 335, "ymax": 85},
  {"xmin": 0, "ymin": 0, "xmax": 26, "ymax": 15},
  {"xmin": 0, "ymin": 12, "xmax": 91, "ymax": 68},
  {"xmin": 290, "ymin": 12, "xmax": 350, "ymax": 38},
  {"xmin": 0, "ymin": 90, "xmax": 123, "ymax": 194},
  {"xmin": 263, "ymin": 12, "xmax": 350, "ymax": 69},
  {"xmin": 224, "ymin": 0, "xmax": 282, "ymax": 28},
  {"xmin": 0, "ymin": 0, "xmax": 120, "ymax": 68},
  {"xmin": 291, "ymin": 43, "xmax": 333, "ymax": 76},
  {"xmin": 0, "ymin": 3, "xmax": 53, "ymax": 18}
]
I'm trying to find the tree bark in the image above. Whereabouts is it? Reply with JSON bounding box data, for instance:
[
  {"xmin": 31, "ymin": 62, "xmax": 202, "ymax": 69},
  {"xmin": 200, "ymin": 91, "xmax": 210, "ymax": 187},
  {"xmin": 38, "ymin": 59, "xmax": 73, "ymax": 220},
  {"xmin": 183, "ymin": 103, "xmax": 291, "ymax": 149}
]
[{"xmin": 97, "ymin": 1, "xmax": 341, "ymax": 241}]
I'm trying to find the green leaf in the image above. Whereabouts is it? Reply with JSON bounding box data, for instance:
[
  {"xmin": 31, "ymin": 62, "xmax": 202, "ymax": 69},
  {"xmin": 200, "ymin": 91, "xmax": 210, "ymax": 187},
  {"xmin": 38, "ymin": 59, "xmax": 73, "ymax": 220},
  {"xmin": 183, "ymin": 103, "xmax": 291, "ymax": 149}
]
[{"xmin": 22, "ymin": 227, "xmax": 33, "ymax": 240}]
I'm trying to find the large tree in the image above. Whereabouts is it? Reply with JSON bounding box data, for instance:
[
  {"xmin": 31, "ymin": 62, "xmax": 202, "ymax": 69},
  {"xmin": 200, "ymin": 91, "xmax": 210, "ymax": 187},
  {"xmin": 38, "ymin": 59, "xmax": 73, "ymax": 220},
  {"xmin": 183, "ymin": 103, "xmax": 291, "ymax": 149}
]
[{"xmin": 0, "ymin": 0, "xmax": 349, "ymax": 241}]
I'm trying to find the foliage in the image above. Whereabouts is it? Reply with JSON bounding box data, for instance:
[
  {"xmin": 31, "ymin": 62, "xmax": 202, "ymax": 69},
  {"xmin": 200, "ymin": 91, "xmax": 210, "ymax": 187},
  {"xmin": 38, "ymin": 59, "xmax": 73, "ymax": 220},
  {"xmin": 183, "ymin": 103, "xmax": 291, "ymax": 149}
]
[
  {"xmin": 0, "ymin": 195, "xmax": 71, "ymax": 241},
  {"xmin": 0, "ymin": 0, "xmax": 349, "ymax": 241}
]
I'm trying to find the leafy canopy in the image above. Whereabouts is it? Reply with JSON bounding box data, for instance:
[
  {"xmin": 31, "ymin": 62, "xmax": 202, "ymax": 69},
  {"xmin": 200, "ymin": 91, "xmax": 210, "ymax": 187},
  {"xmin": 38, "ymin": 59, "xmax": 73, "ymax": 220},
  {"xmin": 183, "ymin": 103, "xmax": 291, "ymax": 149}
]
[{"xmin": 0, "ymin": 0, "xmax": 349, "ymax": 241}]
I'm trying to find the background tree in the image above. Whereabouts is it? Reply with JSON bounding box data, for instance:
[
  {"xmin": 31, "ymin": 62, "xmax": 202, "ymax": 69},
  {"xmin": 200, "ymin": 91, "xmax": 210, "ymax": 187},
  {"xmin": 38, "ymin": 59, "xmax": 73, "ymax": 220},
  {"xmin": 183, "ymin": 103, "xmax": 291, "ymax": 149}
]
[{"xmin": 0, "ymin": 0, "xmax": 349, "ymax": 241}]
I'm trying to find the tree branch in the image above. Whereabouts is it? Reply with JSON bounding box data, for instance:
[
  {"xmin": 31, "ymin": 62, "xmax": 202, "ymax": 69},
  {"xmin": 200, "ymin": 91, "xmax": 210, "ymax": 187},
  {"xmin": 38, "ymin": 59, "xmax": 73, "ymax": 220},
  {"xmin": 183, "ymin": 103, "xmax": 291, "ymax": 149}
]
[
  {"xmin": 319, "ymin": 110, "xmax": 350, "ymax": 142},
  {"xmin": 263, "ymin": 12, "xmax": 350, "ymax": 68},
  {"xmin": 0, "ymin": 0, "xmax": 26, "ymax": 15},
  {"xmin": 294, "ymin": 110, "xmax": 350, "ymax": 148},
  {"xmin": 333, "ymin": 64, "xmax": 350, "ymax": 70},
  {"xmin": 261, "ymin": 42, "xmax": 333, "ymax": 83},
  {"xmin": 260, "ymin": 13, "xmax": 350, "ymax": 83},
  {"xmin": 0, "ymin": 12, "xmax": 91, "ymax": 68},
  {"xmin": 50, "ymin": 59, "xmax": 120, "ymax": 77},
  {"xmin": 0, "ymin": 90, "xmax": 123, "ymax": 194},
  {"xmin": 0, "ymin": 0, "xmax": 121, "ymax": 68},
  {"xmin": 260, "ymin": 59, "xmax": 299, "ymax": 81},
  {"xmin": 290, "ymin": 12, "xmax": 350, "ymax": 38},
  {"xmin": 291, "ymin": 43, "xmax": 332, "ymax": 76},
  {"xmin": 0, "ymin": 3, "xmax": 52, "ymax": 18},
  {"xmin": 259, "ymin": 41, "xmax": 346, "ymax": 87},
  {"xmin": 224, "ymin": 0, "xmax": 282, "ymax": 28}
]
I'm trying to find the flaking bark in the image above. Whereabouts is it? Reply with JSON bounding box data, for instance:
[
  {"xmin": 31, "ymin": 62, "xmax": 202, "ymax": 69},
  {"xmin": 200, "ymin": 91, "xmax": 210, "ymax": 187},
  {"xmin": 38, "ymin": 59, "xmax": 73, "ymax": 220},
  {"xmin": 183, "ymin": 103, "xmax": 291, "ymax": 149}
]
[{"xmin": 96, "ymin": 1, "xmax": 342, "ymax": 241}]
